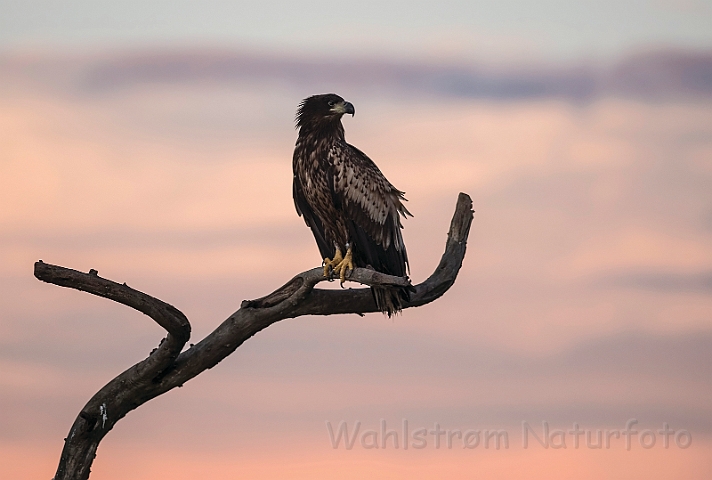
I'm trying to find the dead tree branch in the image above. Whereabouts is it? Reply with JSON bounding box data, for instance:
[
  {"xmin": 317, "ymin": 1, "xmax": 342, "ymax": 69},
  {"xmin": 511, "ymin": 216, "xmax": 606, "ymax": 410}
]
[{"xmin": 36, "ymin": 192, "xmax": 473, "ymax": 480}]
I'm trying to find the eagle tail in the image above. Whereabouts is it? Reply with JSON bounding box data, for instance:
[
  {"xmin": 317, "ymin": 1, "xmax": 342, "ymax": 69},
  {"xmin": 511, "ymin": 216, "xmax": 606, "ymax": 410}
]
[
  {"xmin": 347, "ymin": 221, "xmax": 413, "ymax": 316},
  {"xmin": 371, "ymin": 285, "xmax": 414, "ymax": 317}
]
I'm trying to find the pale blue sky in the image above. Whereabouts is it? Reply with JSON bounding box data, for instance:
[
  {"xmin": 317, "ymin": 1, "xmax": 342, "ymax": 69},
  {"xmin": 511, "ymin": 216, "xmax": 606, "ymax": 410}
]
[{"xmin": 1, "ymin": 0, "xmax": 711, "ymax": 60}]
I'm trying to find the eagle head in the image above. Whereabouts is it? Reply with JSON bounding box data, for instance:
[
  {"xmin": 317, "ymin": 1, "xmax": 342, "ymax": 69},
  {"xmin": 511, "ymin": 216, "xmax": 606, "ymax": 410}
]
[{"xmin": 296, "ymin": 93, "xmax": 355, "ymax": 129}]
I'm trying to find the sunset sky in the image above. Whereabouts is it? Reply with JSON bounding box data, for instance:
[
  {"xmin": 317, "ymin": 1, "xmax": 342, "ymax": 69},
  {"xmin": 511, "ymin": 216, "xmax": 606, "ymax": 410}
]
[
  {"xmin": 1, "ymin": 2, "xmax": 711, "ymax": 479},
  {"xmin": 2, "ymin": 0, "xmax": 712, "ymax": 60}
]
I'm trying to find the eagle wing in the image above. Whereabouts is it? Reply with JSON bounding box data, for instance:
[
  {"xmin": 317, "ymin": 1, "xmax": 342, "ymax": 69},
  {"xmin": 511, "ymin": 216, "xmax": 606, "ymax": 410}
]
[
  {"xmin": 330, "ymin": 142, "xmax": 411, "ymax": 276},
  {"xmin": 293, "ymin": 173, "xmax": 335, "ymax": 261}
]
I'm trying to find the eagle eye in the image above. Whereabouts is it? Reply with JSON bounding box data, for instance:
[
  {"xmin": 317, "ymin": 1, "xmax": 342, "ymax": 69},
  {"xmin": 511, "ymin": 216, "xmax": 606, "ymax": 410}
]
[{"xmin": 327, "ymin": 100, "xmax": 336, "ymax": 107}]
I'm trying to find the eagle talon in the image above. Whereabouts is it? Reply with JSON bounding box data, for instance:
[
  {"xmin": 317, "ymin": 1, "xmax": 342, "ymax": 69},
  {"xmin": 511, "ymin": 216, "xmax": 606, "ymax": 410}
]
[
  {"xmin": 332, "ymin": 247, "xmax": 354, "ymax": 286},
  {"xmin": 323, "ymin": 248, "xmax": 344, "ymax": 277}
]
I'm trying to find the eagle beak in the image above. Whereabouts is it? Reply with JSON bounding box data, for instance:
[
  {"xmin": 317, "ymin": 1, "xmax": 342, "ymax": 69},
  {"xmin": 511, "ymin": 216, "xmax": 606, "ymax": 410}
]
[
  {"xmin": 344, "ymin": 101, "xmax": 355, "ymax": 116},
  {"xmin": 332, "ymin": 101, "xmax": 355, "ymax": 116}
]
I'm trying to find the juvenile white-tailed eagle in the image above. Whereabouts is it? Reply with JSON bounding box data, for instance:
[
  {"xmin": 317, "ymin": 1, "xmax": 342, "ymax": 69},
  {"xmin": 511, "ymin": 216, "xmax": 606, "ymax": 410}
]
[{"xmin": 292, "ymin": 93, "xmax": 412, "ymax": 316}]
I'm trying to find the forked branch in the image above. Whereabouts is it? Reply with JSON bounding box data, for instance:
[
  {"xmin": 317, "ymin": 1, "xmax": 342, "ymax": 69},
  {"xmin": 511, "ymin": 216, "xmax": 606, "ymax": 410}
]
[{"xmin": 36, "ymin": 192, "xmax": 473, "ymax": 480}]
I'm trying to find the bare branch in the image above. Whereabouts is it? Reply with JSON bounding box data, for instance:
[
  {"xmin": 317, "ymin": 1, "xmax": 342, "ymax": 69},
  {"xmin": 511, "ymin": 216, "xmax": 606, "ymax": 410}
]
[
  {"xmin": 37, "ymin": 192, "xmax": 473, "ymax": 480},
  {"xmin": 34, "ymin": 263, "xmax": 192, "ymax": 480},
  {"xmin": 34, "ymin": 262, "xmax": 191, "ymax": 342}
]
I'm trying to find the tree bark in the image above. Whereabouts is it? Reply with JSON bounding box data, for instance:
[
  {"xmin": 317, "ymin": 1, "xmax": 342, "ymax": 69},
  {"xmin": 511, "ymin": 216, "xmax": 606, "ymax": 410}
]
[{"xmin": 35, "ymin": 192, "xmax": 474, "ymax": 480}]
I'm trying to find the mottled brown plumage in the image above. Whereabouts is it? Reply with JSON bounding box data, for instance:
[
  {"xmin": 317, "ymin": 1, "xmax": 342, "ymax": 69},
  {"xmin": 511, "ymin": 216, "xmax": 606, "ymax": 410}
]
[{"xmin": 292, "ymin": 93, "xmax": 412, "ymax": 315}]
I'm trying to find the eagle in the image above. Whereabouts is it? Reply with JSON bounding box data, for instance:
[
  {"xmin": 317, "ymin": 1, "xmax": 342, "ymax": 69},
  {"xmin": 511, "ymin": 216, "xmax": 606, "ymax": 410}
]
[{"xmin": 293, "ymin": 93, "xmax": 413, "ymax": 316}]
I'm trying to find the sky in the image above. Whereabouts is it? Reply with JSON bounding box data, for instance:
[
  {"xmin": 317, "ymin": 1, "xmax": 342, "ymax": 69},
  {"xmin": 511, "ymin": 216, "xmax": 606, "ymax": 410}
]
[
  {"xmin": 1, "ymin": 0, "xmax": 711, "ymax": 61},
  {"xmin": 1, "ymin": 2, "xmax": 711, "ymax": 480}
]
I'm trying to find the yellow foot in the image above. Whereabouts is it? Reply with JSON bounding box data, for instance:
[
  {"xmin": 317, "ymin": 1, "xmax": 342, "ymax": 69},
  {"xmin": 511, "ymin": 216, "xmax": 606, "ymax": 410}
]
[
  {"xmin": 323, "ymin": 248, "xmax": 344, "ymax": 277},
  {"xmin": 332, "ymin": 247, "xmax": 354, "ymax": 286}
]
